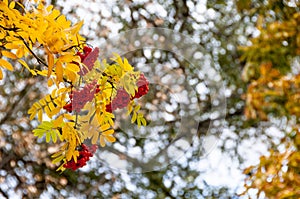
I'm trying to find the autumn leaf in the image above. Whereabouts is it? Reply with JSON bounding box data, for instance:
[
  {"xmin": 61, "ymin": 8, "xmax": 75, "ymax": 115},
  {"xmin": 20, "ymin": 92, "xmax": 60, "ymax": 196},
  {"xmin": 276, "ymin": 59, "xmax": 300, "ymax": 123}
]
[{"xmin": 0, "ymin": 58, "xmax": 14, "ymax": 71}]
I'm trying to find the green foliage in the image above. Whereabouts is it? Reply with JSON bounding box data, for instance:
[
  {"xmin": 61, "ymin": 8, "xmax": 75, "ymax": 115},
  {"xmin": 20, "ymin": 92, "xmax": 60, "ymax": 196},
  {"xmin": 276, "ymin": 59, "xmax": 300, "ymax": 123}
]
[{"xmin": 33, "ymin": 121, "xmax": 61, "ymax": 143}]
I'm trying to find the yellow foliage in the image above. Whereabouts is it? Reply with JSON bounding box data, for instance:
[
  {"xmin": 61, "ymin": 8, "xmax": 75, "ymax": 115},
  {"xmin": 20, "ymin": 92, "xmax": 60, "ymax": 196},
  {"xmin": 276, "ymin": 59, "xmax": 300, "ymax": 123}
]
[
  {"xmin": 0, "ymin": 0, "xmax": 85, "ymax": 82},
  {"xmin": 0, "ymin": 0, "xmax": 149, "ymax": 171}
]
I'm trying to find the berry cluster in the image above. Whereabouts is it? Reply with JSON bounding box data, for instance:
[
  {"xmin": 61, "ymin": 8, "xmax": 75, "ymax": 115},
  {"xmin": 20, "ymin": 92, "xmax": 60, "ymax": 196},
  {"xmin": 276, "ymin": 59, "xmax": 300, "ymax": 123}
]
[
  {"xmin": 77, "ymin": 46, "xmax": 92, "ymax": 61},
  {"xmin": 77, "ymin": 46, "xmax": 100, "ymax": 76},
  {"xmin": 106, "ymin": 73, "xmax": 149, "ymax": 113},
  {"xmin": 63, "ymin": 81, "xmax": 100, "ymax": 113},
  {"xmin": 106, "ymin": 88, "xmax": 130, "ymax": 113},
  {"xmin": 64, "ymin": 144, "xmax": 98, "ymax": 171},
  {"xmin": 132, "ymin": 73, "xmax": 149, "ymax": 99}
]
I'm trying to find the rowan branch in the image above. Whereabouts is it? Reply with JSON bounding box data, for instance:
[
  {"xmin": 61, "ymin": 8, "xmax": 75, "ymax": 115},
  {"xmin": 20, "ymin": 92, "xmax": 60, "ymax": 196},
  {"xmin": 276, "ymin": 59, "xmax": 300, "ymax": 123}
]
[{"xmin": 18, "ymin": 36, "xmax": 48, "ymax": 67}]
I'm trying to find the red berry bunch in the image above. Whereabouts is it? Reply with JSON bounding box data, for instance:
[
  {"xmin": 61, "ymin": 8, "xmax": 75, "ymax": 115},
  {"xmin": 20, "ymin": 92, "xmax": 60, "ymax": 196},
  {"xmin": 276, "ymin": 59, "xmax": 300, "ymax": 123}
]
[
  {"xmin": 63, "ymin": 81, "xmax": 100, "ymax": 113},
  {"xmin": 106, "ymin": 88, "xmax": 130, "ymax": 113},
  {"xmin": 77, "ymin": 46, "xmax": 100, "ymax": 76},
  {"xmin": 106, "ymin": 73, "xmax": 149, "ymax": 113},
  {"xmin": 77, "ymin": 46, "xmax": 92, "ymax": 62},
  {"xmin": 132, "ymin": 73, "xmax": 149, "ymax": 99},
  {"xmin": 64, "ymin": 144, "xmax": 98, "ymax": 171}
]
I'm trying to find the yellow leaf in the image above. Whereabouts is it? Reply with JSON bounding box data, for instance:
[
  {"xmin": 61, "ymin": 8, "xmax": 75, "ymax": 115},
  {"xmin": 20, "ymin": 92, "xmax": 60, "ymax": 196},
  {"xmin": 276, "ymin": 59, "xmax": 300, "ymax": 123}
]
[
  {"xmin": 28, "ymin": 108, "xmax": 37, "ymax": 120},
  {"xmin": 0, "ymin": 69, "xmax": 2, "ymax": 80},
  {"xmin": 52, "ymin": 154, "xmax": 65, "ymax": 164},
  {"xmin": 46, "ymin": 5, "xmax": 54, "ymax": 12},
  {"xmin": 4, "ymin": 43, "xmax": 19, "ymax": 50},
  {"xmin": 48, "ymin": 9, "xmax": 60, "ymax": 20},
  {"xmin": 9, "ymin": 1, "xmax": 15, "ymax": 9},
  {"xmin": 56, "ymin": 164, "xmax": 66, "ymax": 172},
  {"xmin": 131, "ymin": 112, "xmax": 137, "ymax": 123},
  {"xmin": 33, "ymin": 102, "xmax": 42, "ymax": 109},
  {"xmin": 100, "ymin": 135, "xmax": 105, "ymax": 147},
  {"xmin": 16, "ymin": 47, "xmax": 24, "ymax": 58},
  {"xmin": 2, "ymin": 51, "xmax": 17, "ymax": 59},
  {"xmin": 45, "ymin": 106, "xmax": 51, "ymax": 118},
  {"xmin": 105, "ymin": 135, "xmax": 116, "ymax": 143},
  {"xmin": 51, "ymin": 151, "xmax": 63, "ymax": 158},
  {"xmin": 59, "ymin": 54, "xmax": 76, "ymax": 63},
  {"xmin": 50, "ymin": 107, "xmax": 61, "ymax": 116},
  {"xmin": 56, "ymin": 61, "xmax": 63, "ymax": 82},
  {"xmin": 65, "ymin": 21, "xmax": 84, "ymax": 35},
  {"xmin": 66, "ymin": 149, "xmax": 72, "ymax": 161},
  {"xmin": 123, "ymin": 58, "xmax": 133, "ymax": 71},
  {"xmin": 48, "ymin": 78, "xmax": 54, "ymax": 87},
  {"xmin": 53, "ymin": 115, "xmax": 63, "ymax": 128},
  {"xmin": 0, "ymin": 29, "xmax": 6, "ymax": 40},
  {"xmin": 134, "ymin": 105, "xmax": 140, "ymax": 112},
  {"xmin": 38, "ymin": 109, "xmax": 43, "ymax": 122},
  {"xmin": 63, "ymin": 114, "xmax": 75, "ymax": 121},
  {"xmin": 56, "ymin": 14, "xmax": 66, "ymax": 23},
  {"xmin": 49, "ymin": 102, "xmax": 55, "ymax": 110},
  {"xmin": 102, "ymin": 129, "xmax": 114, "ymax": 136},
  {"xmin": 0, "ymin": 58, "xmax": 13, "ymax": 71},
  {"xmin": 100, "ymin": 123, "xmax": 110, "ymax": 131},
  {"xmin": 141, "ymin": 117, "xmax": 147, "ymax": 126},
  {"xmin": 45, "ymin": 95, "xmax": 51, "ymax": 102},
  {"xmin": 112, "ymin": 53, "xmax": 133, "ymax": 72},
  {"xmin": 91, "ymin": 132, "xmax": 99, "ymax": 144},
  {"xmin": 18, "ymin": 59, "xmax": 37, "ymax": 75},
  {"xmin": 37, "ymin": 70, "xmax": 48, "ymax": 76},
  {"xmin": 66, "ymin": 63, "xmax": 80, "ymax": 73},
  {"xmin": 39, "ymin": 99, "xmax": 46, "ymax": 106}
]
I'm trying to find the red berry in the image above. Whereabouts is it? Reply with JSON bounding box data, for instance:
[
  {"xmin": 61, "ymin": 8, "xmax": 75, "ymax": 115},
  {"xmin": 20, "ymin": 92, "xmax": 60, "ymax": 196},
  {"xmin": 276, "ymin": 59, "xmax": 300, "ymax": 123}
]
[
  {"xmin": 76, "ymin": 52, "xmax": 85, "ymax": 62},
  {"xmin": 106, "ymin": 103, "xmax": 112, "ymax": 113},
  {"xmin": 83, "ymin": 46, "xmax": 92, "ymax": 54}
]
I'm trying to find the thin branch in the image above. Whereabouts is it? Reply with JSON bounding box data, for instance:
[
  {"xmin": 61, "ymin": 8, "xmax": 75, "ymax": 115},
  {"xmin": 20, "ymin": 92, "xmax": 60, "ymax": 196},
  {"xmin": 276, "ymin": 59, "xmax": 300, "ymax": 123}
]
[
  {"xmin": 0, "ymin": 24, "xmax": 19, "ymax": 32},
  {"xmin": 0, "ymin": 188, "xmax": 8, "ymax": 199},
  {"xmin": 18, "ymin": 36, "xmax": 48, "ymax": 67}
]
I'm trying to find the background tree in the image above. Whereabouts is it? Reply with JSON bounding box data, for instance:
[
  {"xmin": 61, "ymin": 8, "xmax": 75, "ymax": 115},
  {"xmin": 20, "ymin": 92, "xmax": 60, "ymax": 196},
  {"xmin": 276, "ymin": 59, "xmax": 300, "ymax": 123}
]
[
  {"xmin": 1, "ymin": 0, "xmax": 299, "ymax": 198},
  {"xmin": 238, "ymin": 0, "xmax": 300, "ymax": 198}
]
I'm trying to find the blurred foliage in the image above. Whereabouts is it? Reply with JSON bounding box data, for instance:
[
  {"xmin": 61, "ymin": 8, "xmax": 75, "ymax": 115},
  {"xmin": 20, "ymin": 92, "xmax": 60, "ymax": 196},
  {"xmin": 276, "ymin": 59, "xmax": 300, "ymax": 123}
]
[
  {"xmin": 239, "ymin": 0, "xmax": 300, "ymax": 198},
  {"xmin": 1, "ymin": 0, "xmax": 300, "ymax": 198}
]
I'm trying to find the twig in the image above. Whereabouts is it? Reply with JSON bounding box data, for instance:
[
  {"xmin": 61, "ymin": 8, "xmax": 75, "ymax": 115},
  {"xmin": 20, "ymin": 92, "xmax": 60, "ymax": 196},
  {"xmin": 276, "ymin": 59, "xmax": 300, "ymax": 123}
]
[
  {"xmin": 17, "ymin": 36, "xmax": 48, "ymax": 67},
  {"xmin": 0, "ymin": 24, "xmax": 19, "ymax": 32}
]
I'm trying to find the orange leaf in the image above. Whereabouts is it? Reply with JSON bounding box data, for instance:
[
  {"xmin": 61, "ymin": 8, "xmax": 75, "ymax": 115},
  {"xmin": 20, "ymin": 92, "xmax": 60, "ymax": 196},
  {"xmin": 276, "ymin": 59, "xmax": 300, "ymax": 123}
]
[
  {"xmin": 56, "ymin": 61, "xmax": 63, "ymax": 82},
  {"xmin": 102, "ymin": 129, "xmax": 114, "ymax": 136},
  {"xmin": 105, "ymin": 135, "xmax": 116, "ymax": 143},
  {"xmin": 100, "ymin": 135, "xmax": 105, "ymax": 147},
  {"xmin": 100, "ymin": 123, "xmax": 110, "ymax": 132},
  {"xmin": 0, "ymin": 58, "xmax": 13, "ymax": 71},
  {"xmin": 2, "ymin": 51, "xmax": 17, "ymax": 59},
  {"xmin": 53, "ymin": 115, "xmax": 63, "ymax": 128}
]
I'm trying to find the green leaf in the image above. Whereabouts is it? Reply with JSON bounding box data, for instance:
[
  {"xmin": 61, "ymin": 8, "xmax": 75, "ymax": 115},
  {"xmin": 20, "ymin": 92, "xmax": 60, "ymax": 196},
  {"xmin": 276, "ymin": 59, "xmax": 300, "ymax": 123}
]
[
  {"xmin": 51, "ymin": 130, "xmax": 57, "ymax": 143},
  {"xmin": 33, "ymin": 129, "xmax": 45, "ymax": 138},
  {"xmin": 46, "ymin": 132, "xmax": 51, "ymax": 142},
  {"xmin": 141, "ymin": 117, "xmax": 147, "ymax": 126},
  {"xmin": 52, "ymin": 154, "xmax": 65, "ymax": 164},
  {"xmin": 32, "ymin": 121, "xmax": 59, "ymax": 143}
]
